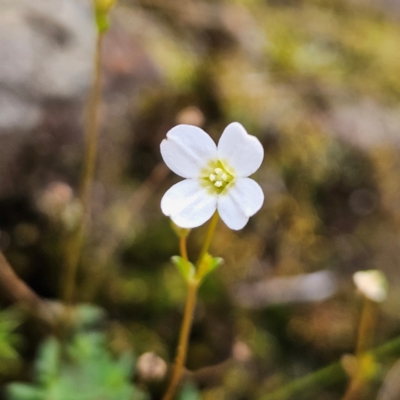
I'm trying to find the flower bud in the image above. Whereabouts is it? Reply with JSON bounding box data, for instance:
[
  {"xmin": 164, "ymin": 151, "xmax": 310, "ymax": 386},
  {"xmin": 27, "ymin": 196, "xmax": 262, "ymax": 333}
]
[
  {"xmin": 94, "ymin": 0, "xmax": 116, "ymax": 13},
  {"xmin": 137, "ymin": 352, "xmax": 167, "ymax": 382},
  {"xmin": 94, "ymin": 0, "xmax": 117, "ymax": 33},
  {"xmin": 353, "ymin": 269, "xmax": 388, "ymax": 303}
]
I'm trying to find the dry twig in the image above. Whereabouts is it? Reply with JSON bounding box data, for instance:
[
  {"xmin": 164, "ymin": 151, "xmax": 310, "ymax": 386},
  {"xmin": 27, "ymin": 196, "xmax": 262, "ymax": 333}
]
[{"xmin": 0, "ymin": 251, "xmax": 55, "ymax": 326}]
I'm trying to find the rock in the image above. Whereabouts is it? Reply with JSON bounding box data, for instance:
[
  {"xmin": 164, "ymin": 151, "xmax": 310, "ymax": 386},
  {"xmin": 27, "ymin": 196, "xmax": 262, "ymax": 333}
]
[
  {"xmin": 352, "ymin": 0, "xmax": 400, "ymax": 19},
  {"xmin": 0, "ymin": 0, "xmax": 96, "ymax": 196},
  {"xmin": 0, "ymin": 0, "xmax": 159, "ymax": 198},
  {"xmin": 325, "ymin": 98, "xmax": 400, "ymax": 150},
  {"xmin": 0, "ymin": 0, "xmax": 96, "ymax": 132}
]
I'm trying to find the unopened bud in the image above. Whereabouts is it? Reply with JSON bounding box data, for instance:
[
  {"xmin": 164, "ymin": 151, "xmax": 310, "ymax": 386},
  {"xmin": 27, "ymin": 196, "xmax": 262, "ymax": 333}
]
[
  {"xmin": 94, "ymin": 0, "xmax": 116, "ymax": 13},
  {"xmin": 137, "ymin": 352, "xmax": 167, "ymax": 382},
  {"xmin": 94, "ymin": 0, "xmax": 117, "ymax": 32},
  {"xmin": 353, "ymin": 269, "xmax": 388, "ymax": 303}
]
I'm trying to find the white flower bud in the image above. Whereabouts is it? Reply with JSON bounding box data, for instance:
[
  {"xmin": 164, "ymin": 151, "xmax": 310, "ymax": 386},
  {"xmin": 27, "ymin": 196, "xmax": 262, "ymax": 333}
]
[{"xmin": 353, "ymin": 270, "xmax": 388, "ymax": 303}]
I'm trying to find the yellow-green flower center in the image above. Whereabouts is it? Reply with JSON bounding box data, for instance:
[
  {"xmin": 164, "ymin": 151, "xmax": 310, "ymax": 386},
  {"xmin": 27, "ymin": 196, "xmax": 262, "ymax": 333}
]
[{"xmin": 201, "ymin": 161, "xmax": 234, "ymax": 194}]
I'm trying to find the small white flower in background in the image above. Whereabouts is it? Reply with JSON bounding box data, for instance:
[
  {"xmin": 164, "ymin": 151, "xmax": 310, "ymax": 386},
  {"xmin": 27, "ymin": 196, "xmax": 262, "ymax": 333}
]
[
  {"xmin": 160, "ymin": 122, "xmax": 264, "ymax": 230},
  {"xmin": 353, "ymin": 269, "xmax": 388, "ymax": 303}
]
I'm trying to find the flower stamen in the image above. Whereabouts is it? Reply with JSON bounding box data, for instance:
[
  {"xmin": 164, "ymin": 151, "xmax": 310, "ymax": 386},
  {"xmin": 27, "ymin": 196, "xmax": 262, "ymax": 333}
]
[{"xmin": 203, "ymin": 164, "xmax": 234, "ymax": 194}]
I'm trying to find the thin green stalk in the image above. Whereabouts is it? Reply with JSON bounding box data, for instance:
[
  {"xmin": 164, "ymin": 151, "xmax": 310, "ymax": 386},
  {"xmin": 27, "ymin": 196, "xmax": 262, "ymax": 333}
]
[
  {"xmin": 341, "ymin": 297, "xmax": 378, "ymax": 400},
  {"xmin": 262, "ymin": 362, "xmax": 346, "ymax": 400},
  {"xmin": 261, "ymin": 333, "xmax": 400, "ymax": 400},
  {"xmin": 179, "ymin": 236, "xmax": 189, "ymax": 265},
  {"xmin": 80, "ymin": 32, "xmax": 104, "ymax": 214},
  {"xmin": 196, "ymin": 212, "xmax": 219, "ymax": 268},
  {"xmin": 163, "ymin": 213, "xmax": 219, "ymax": 400},
  {"xmin": 355, "ymin": 298, "xmax": 377, "ymax": 356},
  {"xmin": 162, "ymin": 280, "xmax": 199, "ymax": 400},
  {"xmin": 62, "ymin": 32, "xmax": 104, "ymax": 306}
]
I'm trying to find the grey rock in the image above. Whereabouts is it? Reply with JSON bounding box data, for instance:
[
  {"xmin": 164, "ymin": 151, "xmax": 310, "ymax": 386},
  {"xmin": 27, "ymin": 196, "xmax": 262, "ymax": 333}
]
[
  {"xmin": 325, "ymin": 98, "xmax": 400, "ymax": 150},
  {"xmin": 0, "ymin": 0, "xmax": 96, "ymax": 132},
  {"xmin": 0, "ymin": 0, "xmax": 96, "ymax": 197}
]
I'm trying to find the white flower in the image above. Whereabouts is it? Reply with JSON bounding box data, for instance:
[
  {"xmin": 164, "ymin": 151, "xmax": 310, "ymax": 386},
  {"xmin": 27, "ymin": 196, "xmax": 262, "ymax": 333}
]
[
  {"xmin": 160, "ymin": 122, "xmax": 264, "ymax": 230},
  {"xmin": 353, "ymin": 270, "xmax": 388, "ymax": 303}
]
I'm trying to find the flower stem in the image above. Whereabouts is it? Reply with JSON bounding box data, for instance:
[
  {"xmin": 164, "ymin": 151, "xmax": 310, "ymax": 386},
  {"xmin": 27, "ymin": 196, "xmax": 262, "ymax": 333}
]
[
  {"xmin": 355, "ymin": 298, "xmax": 377, "ymax": 356},
  {"xmin": 341, "ymin": 297, "xmax": 378, "ymax": 400},
  {"xmin": 163, "ymin": 279, "xmax": 199, "ymax": 400},
  {"xmin": 80, "ymin": 32, "xmax": 104, "ymax": 214},
  {"xmin": 62, "ymin": 32, "xmax": 104, "ymax": 306},
  {"xmin": 163, "ymin": 214, "xmax": 219, "ymax": 400},
  {"xmin": 196, "ymin": 212, "xmax": 219, "ymax": 268},
  {"xmin": 262, "ymin": 333, "xmax": 400, "ymax": 400},
  {"xmin": 179, "ymin": 236, "xmax": 189, "ymax": 264}
]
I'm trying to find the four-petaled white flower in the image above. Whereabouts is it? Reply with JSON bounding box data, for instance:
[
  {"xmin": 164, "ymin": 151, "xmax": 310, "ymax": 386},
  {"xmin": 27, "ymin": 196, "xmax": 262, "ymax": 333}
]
[{"xmin": 160, "ymin": 122, "xmax": 264, "ymax": 230}]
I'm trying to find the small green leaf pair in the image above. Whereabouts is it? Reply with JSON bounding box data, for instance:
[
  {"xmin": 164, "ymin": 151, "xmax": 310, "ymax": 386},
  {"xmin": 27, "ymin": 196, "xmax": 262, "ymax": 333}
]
[{"xmin": 171, "ymin": 254, "xmax": 224, "ymax": 284}]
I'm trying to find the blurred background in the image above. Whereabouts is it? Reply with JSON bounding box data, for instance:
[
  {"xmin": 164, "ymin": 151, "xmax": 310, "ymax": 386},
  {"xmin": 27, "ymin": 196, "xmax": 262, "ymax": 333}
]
[{"xmin": 1, "ymin": 0, "xmax": 400, "ymax": 399}]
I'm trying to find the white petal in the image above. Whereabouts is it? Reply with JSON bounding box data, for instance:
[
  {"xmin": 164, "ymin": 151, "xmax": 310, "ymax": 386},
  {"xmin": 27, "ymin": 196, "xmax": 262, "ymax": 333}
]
[
  {"xmin": 161, "ymin": 179, "xmax": 217, "ymax": 228},
  {"xmin": 217, "ymin": 178, "xmax": 264, "ymax": 230},
  {"xmin": 161, "ymin": 125, "xmax": 217, "ymax": 178},
  {"xmin": 217, "ymin": 122, "xmax": 264, "ymax": 177}
]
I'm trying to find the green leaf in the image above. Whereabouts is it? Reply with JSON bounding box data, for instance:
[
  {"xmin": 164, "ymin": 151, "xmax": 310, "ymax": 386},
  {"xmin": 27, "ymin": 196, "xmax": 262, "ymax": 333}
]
[
  {"xmin": 196, "ymin": 253, "xmax": 224, "ymax": 282},
  {"xmin": 131, "ymin": 386, "xmax": 150, "ymax": 400},
  {"xmin": 35, "ymin": 337, "xmax": 60, "ymax": 385},
  {"xmin": 9, "ymin": 331, "xmax": 148, "ymax": 400},
  {"xmin": 0, "ymin": 307, "xmax": 22, "ymax": 362},
  {"xmin": 67, "ymin": 332, "xmax": 106, "ymax": 361},
  {"xmin": 207, "ymin": 256, "xmax": 224, "ymax": 275},
  {"xmin": 117, "ymin": 351, "xmax": 136, "ymax": 378},
  {"xmin": 171, "ymin": 256, "xmax": 195, "ymax": 282},
  {"xmin": 73, "ymin": 304, "xmax": 106, "ymax": 329},
  {"xmin": 7, "ymin": 384, "xmax": 44, "ymax": 400},
  {"xmin": 178, "ymin": 383, "xmax": 201, "ymax": 400}
]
